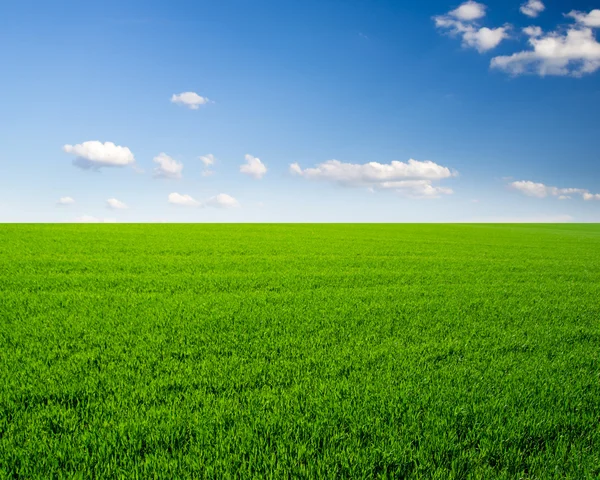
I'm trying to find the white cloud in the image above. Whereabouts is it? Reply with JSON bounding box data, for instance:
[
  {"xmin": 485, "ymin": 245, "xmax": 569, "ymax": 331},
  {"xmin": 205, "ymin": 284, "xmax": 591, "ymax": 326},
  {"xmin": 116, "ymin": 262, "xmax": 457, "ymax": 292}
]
[
  {"xmin": 291, "ymin": 158, "xmax": 456, "ymax": 198},
  {"xmin": 463, "ymin": 26, "xmax": 510, "ymax": 52},
  {"xmin": 583, "ymin": 193, "xmax": 600, "ymax": 201},
  {"xmin": 153, "ymin": 153, "xmax": 183, "ymax": 179},
  {"xmin": 199, "ymin": 154, "xmax": 216, "ymax": 167},
  {"xmin": 520, "ymin": 0, "xmax": 545, "ymax": 18},
  {"xmin": 558, "ymin": 195, "xmax": 571, "ymax": 200},
  {"xmin": 450, "ymin": 1, "xmax": 486, "ymax": 21},
  {"xmin": 168, "ymin": 192, "xmax": 240, "ymax": 208},
  {"xmin": 57, "ymin": 196, "xmax": 75, "ymax": 206},
  {"xmin": 240, "ymin": 154, "xmax": 267, "ymax": 179},
  {"xmin": 434, "ymin": 3, "xmax": 509, "ymax": 53},
  {"xmin": 510, "ymin": 180, "xmax": 589, "ymax": 198},
  {"xmin": 63, "ymin": 141, "xmax": 135, "ymax": 170},
  {"xmin": 106, "ymin": 198, "xmax": 128, "ymax": 210},
  {"xmin": 523, "ymin": 26, "xmax": 543, "ymax": 37},
  {"xmin": 206, "ymin": 193, "xmax": 240, "ymax": 208},
  {"xmin": 567, "ymin": 10, "xmax": 600, "ymax": 28},
  {"xmin": 171, "ymin": 92, "xmax": 210, "ymax": 110},
  {"xmin": 492, "ymin": 11, "xmax": 600, "ymax": 76},
  {"xmin": 75, "ymin": 215, "xmax": 117, "ymax": 223},
  {"xmin": 199, "ymin": 154, "xmax": 216, "ymax": 176},
  {"xmin": 168, "ymin": 193, "xmax": 200, "ymax": 207}
]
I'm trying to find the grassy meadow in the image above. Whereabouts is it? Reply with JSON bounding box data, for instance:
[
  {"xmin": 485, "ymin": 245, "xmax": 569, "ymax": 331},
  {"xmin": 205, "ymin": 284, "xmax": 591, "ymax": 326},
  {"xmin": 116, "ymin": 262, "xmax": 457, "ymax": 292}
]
[{"xmin": 1, "ymin": 223, "xmax": 599, "ymax": 478}]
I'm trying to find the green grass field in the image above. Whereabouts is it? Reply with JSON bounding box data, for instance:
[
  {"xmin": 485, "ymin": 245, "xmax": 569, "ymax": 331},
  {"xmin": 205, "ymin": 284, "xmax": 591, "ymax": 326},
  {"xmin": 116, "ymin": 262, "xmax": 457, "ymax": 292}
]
[{"xmin": 1, "ymin": 224, "xmax": 599, "ymax": 478}]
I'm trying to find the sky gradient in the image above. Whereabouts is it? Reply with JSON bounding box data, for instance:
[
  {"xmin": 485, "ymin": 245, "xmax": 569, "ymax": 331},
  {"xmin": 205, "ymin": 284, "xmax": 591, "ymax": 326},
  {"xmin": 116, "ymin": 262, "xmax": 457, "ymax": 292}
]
[{"xmin": 1, "ymin": 0, "xmax": 599, "ymax": 222}]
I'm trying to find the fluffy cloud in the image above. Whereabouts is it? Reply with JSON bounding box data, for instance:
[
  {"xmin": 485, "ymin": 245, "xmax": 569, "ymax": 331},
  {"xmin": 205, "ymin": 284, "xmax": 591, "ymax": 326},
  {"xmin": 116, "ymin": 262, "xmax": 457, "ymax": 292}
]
[
  {"xmin": 434, "ymin": 2, "xmax": 509, "ymax": 52},
  {"xmin": 63, "ymin": 141, "xmax": 135, "ymax": 170},
  {"xmin": 492, "ymin": 10, "xmax": 600, "ymax": 76},
  {"xmin": 106, "ymin": 198, "xmax": 128, "ymax": 210},
  {"xmin": 240, "ymin": 154, "xmax": 267, "ymax": 179},
  {"xmin": 520, "ymin": 0, "xmax": 545, "ymax": 18},
  {"xmin": 205, "ymin": 194, "xmax": 240, "ymax": 208},
  {"xmin": 168, "ymin": 193, "xmax": 200, "ymax": 207},
  {"xmin": 290, "ymin": 158, "xmax": 456, "ymax": 198},
  {"xmin": 154, "ymin": 153, "xmax": 183, "ymax": 179},
  {"xmin": 567, "ymin": 10, "xmax": 600, "ymax": 28},
  {"xmin": 510, "ymin": 180, "xmax": 593, "ymax": 199},
  {"xmin": 75, "ymin": 215, "xmax": 117, "ymax": 223},
  {"xmin": 522, "ymin": 26, "xmax": 543, "ymax": 37},
  {"xmin": 57, "ymin": 197, "xmax": 75, "ymax": 206},
  {"xmin": 463, "ymin": 27, "xmax": 510, "ymax": 52},
  {"xmin": 171, "ymin": 92, "xmax": 210, "ymax": 110},
  {"xmin": 450, "ymin": 1, "xmax": 486, "ymax": 21}
]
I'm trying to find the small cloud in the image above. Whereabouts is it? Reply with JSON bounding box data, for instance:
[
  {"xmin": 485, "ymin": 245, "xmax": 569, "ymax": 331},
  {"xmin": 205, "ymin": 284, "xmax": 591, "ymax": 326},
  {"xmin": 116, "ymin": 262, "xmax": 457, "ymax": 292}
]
[
  {"xmin": 153, "ymin": 153, "xmax": 183, "ymax": 179},
  {"xmin": 240, "ymin": 154, "xmax": 267, "ymax": 179},
  {"xmin": 558, "ymin": 195, "xmax": 571, "ymax": 200},
  {"xmin": 522, "ymin": 26, "xmax": 543, "ymax": 37},
  {"xmin": 450, "ymin": 1, "xmax": 486, "ymax": 21},
  {"xmin": 206, "ymin": 193, "xmax": 240, "ymax": 208},
  {"xmin": 199, "ymin": 154, "xmax": 216, "ymax": 167},
  {"xmin": 171, "ymin": 92, "xmax": 211, "ymax": 110},
  {"xmin": 199, "ymin": 154, "xmax": 216, "ymax": 176},
  {"xmin": 63, "ymin": 141, "xmax": 135, "ymax": 170},
  {"xmin": 462, "ymin": 26, "xmax": 510, "ymax": 53},
  {"xmin": 106, "ymin": 198, "xmax": 128, "ymax": 210},
  {"xmin": 520, "ymin": 0, "xmax": 545, "ymax": 18},
  {"xmin": 57, "ymin": 196, "xmax": 75, "ymax": 206},
  {"xmin": 75, "ymin": 215, "xmax": 117, "ymax": 223},
  {"xmin": 168, "ymin": 192, "xmax": 200, "ymax": 207},
  {"xmin": 471, "ymin": 199, "xmax": 480, "ymax": 203},
  {"xmin": 358, "ymin": 32, "xmax": 369, "ymax": 40}
]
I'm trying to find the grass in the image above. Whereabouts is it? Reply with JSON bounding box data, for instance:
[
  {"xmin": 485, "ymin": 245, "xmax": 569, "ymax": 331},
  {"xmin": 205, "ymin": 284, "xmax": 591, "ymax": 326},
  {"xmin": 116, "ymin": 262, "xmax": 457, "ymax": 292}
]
[{"xmin": 1, "ymin": 223, "xmax": 599, "ymax": 479}]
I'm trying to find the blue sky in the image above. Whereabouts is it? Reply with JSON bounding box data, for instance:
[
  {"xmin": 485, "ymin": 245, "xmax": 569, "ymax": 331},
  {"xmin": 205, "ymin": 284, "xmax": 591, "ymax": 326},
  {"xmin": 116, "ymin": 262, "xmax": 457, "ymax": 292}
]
[{"xmin": 1, "ymin": 0, "xmax": 599, "ymax": 222}]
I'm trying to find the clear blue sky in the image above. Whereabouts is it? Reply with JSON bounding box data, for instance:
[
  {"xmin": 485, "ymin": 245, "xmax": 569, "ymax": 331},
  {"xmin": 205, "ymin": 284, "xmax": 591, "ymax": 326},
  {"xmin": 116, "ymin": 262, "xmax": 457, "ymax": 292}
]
[{"xmin": 1, "ymin": 0, "xmax": 599, "ymax": 222}]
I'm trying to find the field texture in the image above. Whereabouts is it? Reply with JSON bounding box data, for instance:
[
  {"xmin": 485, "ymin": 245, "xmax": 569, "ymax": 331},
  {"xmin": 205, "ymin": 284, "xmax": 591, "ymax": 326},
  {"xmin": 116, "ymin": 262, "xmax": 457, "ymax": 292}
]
[{"xmin": 1, "ymin": 224, "xmax": 599, "ymax": 478}]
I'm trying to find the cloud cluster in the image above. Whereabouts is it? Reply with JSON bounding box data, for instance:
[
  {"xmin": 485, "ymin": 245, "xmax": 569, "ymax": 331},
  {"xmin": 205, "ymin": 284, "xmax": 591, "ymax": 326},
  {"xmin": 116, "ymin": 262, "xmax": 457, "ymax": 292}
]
[
  {"xmin": 520, "ymin": 0, "xmax": 545, "ymax": 18},
  {"xmin": 168, "ymin": 192, "xmax": 240, "ymax": 208},
  {"xmin": 510, "ymin": 180, "xmax": 600, "ymax": 200},
  {"xmin": 434, "ymin": 1, "xmax": 509, "ymax": 52},
  {"xmin": 171, "ymin": 92, "xmax": 210, "ymax": 110},
  {"xmin": 64, "ymin": 141, "xmax": 135, "ymax": 170},
  {"xmin": 153, "ymin": 153, "xmax": 183, "ymax": 179},
  {"xmin": 290, "ymin": 159, "xmax": 456, "ymax": 198},
  {"xmin": 491, "ymin": 9, "xmax": 600, "ymax": 76},
  {"xmin": 240, "ymin": 154, "xmax": 268, "ymax": 179}
]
